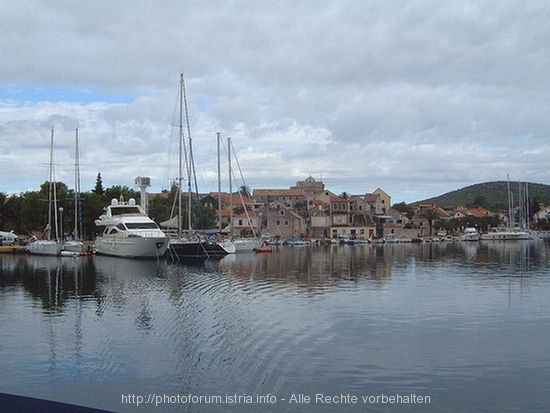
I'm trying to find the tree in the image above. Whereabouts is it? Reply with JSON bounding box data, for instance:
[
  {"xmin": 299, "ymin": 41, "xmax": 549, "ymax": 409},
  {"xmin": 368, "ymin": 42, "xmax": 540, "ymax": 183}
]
[
  {"xmin": 469, "ymin": 195, "xmax": 488, "ymax": 209},
  {"xmin": 339, "ymin": 192, "xmax": 350, "ymax": 199},
  {"xmin": 93, "ymin": 173, "xmax": 104, "ymax": 195},
  {"xmin": 420, "ymin": 209, "xmax": 440, "ymax": 236},
  {"xmin": 20, "ymin": 190, "xmax": 44, "ymax": 234},
  {"xmin": 104, "ymin": 185, "xmax": 139, "ymax": 203},
  {"xmin": 238, "ymin": 185, "xmax": 251, "ymax": 199},
  {"xmin": 148, "ymin": 190, "xmax": 172, "ymax": 224},
  {"xmin": 0, "ymin": 192, "xmax": 7, "ymax": 229},
  {"xmin": 393, "ymin": 202, "xmax": 415, "ymax": 219},
  {"xmin": 4, "ymin": 194, "xmax": 23, "ymax": 232}
]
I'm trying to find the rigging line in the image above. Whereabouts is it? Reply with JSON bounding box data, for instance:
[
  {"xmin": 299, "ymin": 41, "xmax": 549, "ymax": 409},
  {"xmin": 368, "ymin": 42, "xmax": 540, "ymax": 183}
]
[
  {"xmin": 181, "ymin": 74, "xmax": 204, "ymax": 229},
  {"xmin": 228, "ymin": 138, "xmax": 258, "ymax": 238}
]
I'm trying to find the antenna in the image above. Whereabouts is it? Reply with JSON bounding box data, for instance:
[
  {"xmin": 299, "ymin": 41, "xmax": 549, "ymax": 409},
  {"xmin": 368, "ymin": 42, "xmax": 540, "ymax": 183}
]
[{"xmin": 135, "ymin": 176, "xmax": 151, "ymax": 213}]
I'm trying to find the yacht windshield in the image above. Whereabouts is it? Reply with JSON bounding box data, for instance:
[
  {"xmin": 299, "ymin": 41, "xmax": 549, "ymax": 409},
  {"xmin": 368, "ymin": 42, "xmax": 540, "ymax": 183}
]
[
  {"xmin": 125, "ymin": 222, "xmax": 159, "ymax": 230},
  {"xmin": 111, "ymin": 206, "xmax": 142, "ymax": 215}
]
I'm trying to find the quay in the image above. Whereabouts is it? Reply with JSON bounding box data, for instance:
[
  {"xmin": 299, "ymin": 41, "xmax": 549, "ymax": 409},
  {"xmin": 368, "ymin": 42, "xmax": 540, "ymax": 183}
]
[{"xmin": 0, "ymin": 245, "xmax": 28, "ymax": 254}]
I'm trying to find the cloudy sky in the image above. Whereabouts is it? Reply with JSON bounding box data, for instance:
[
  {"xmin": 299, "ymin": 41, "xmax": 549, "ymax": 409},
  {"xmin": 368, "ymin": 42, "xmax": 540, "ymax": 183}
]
[{"xmin": 1, "ymin": 1, "xmax": 549, "ymax": 204}]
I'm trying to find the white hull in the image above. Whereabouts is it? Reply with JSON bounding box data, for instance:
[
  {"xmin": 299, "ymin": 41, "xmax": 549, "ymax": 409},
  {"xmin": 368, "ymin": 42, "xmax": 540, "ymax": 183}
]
[
  {"xmin": 480, "ymin": 231, "xmax": 532, "ymax": 241},
  {"xmin": 63, "ymin": 240, "xmax": 85, "ymax": 253},
  {"xmin": 233, "ymin": 238, "xmax": 262, "ymax": 252},
  {"xmin": 220, "ymin": 240, "xmax": 237, "ymax": 254},
  {"xmin": 95, "ymin": 236, "xmax": 169, "ymax": 258},
  {"xmin": 27, "ymin": 240, "xmax": 62, "ymax": 256},
  {"xmin": 460, "ymin": 234, "xmax": 480, "ymax": 241},
  {"xmin": 460, "ymin": 228, "xmax": 480, "ymax": 242}
]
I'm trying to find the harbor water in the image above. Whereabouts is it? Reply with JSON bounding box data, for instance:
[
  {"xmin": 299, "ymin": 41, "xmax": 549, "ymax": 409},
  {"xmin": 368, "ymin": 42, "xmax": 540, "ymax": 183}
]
[{"xmin": 1, "ymin": 240, "xmax": 550, "ymax": 412}]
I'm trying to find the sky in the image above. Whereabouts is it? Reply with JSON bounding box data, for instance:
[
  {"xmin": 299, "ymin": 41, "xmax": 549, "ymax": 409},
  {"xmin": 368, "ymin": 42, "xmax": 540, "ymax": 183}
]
[{"xmin": 1, "ymin": 0, "xmax": 549, "ymax": 205}]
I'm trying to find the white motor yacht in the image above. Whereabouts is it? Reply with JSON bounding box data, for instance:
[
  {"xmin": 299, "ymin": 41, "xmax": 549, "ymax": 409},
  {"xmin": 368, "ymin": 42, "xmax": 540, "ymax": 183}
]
[
  {"xmin": 459, "ymin": 227, "xmax": 480, "ymax": 242},
  {"xmin": 94, "ymin": 197, "xmax": 169, "ymax": 258}
]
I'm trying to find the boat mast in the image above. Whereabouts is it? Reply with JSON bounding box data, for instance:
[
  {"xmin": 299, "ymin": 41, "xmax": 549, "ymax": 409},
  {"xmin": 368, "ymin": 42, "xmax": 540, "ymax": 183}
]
[
  {"xmin": 47, "ymin": 129, "xmax": 54, "ymax": 240},
  {"xmin": 178, "ymin": 73, "xmax": 184, "ymax": 238},
  {"xmin": 506, "ymin": 174, "xmax": 514, "ymax": 228},
  {"xmin": 229, "ymin": 138, "xmax": 258, "ymax": 238},
  {"xmin": 74, "ymin": 128, "xmax": 82, "ymax": 241},
  {"xmin": 228, "ymin": 137, "xmax": 233, "ymax": 239},
  {"xmin": 217, "ymin": 132, "xmax": 222, "ymax": 232},
  {"xmin": 181, "ymin": 74, "xmax": 197, "ymax": 231}
]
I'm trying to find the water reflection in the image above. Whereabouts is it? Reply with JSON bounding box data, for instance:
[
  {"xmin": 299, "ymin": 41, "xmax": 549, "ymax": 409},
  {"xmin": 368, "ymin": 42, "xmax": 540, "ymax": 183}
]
[
  {"xmin": 15, "ymin": 255, "xmax": 97, "ymax": 313},
  {"xmin": 0, "ymin": 240, "xmax": 548, "ymax": 413},
  {"xmin": 2, "ymin": 240, "xmax": 547, "ymax": 315}
]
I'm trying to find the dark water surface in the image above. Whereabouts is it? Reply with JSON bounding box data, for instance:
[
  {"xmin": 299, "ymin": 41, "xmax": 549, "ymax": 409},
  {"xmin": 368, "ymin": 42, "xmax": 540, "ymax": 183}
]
[{"xmin": 1, "ymin": 241, "xmax": 550, "ymax": 412}]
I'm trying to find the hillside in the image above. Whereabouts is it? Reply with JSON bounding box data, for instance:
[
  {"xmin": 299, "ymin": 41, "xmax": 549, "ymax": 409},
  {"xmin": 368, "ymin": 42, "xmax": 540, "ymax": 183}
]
[{"xmin": 421, "ymin": 181, "xmax": 550, "ymax": 211}]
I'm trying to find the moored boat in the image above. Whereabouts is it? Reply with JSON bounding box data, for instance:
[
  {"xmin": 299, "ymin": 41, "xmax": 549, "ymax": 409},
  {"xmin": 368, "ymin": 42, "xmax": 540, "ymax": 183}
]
[
  {"xmin": 28, "ymin": 237, "xmax": 62, "ymax": 256},
  {"xmin": 163, "ymin": 75, "xmax": 235, "ymax": 260},
  {"xmin": 480, "ymin": 228, "xmax": 532, "ymax": 241},
  {"xmin": 94, "ymin": 197, "xmax": 169, "ymax": 258},
  {"xmin": 28, "ymin": 129, "xmax": 62, "ymax": 257},
  {"xmin": 254, "ymin": 246, "xmax": 272, "ymax": 253},
  {"xmin": 459, "ymin": 227, "xmax": 480, "ymax": 242}
]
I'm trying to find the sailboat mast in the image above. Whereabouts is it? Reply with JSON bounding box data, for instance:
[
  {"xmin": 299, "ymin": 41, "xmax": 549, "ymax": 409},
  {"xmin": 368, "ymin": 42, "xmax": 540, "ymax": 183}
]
[
  {"xmin": 178, "ymin": 73, "xmax": 183, "ymax": 238},
  {"xmin": 217, "ymin": 132, "xmax": 222, "ymax": 232},
  {"xmin": 52, "ymin": 132, "xmax": 59, "ymax": 241},
  {"xmin": 506, "ymin": 175, "xmax": 514, "ymax": 228},
  {"xmin": 74, "ymin": 128, "xmax": 82, "ymax": 240},
  {"xmin": 47, "ymin": 129, "xmax": 54, "ymax": 239},
  {"xmin": 181, "ymin": 75, "xmax": 195, "ymax": 231},
  {"xmin": 228, "ymin": 137, "xmax": 233, "ymax": 239}
]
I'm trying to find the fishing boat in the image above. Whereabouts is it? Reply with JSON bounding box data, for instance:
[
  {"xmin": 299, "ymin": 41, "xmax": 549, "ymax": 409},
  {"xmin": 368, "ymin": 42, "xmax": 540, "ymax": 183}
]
[
  {"xmin": 94, "ymin": 197, "xmax": 169, "ymax": 258},
  {"xmin": 28, "ymin": 129, "xmax": 62, "ymax": 256},
  {"xmin": 164, "ymin": 74, "xmax": 234, "ymax": 260}
]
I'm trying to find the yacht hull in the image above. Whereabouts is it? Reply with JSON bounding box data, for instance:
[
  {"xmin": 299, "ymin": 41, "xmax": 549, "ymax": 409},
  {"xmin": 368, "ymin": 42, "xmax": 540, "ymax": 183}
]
[
  {"xmin": 95, "ymin": 236, "xmax": 168, "ymax": 258},
  {"xmin": 168, "ymin": 239, "xmax": 235, "ymax": 258}
]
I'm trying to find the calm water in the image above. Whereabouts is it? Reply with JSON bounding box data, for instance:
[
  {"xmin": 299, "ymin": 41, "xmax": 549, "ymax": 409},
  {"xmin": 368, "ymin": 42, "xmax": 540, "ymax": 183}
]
[{"xmin": 1, "ymin": 241, "xmax": 550, "ymax": 412}]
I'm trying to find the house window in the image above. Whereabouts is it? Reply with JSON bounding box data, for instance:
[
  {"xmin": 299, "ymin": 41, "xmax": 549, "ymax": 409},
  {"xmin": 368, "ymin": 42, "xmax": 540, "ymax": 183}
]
[
  {"xmin": 276, "ymin": 220, "xmax": 280, "ymax": 225},
  {"xmin": 280, "ymin": 210, "xmax": 285, "ymax": 216}
]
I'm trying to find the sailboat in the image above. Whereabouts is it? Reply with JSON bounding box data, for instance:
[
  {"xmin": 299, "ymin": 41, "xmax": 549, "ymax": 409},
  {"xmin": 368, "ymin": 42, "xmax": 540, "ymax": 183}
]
[
  {"xmin": 27, "ymin": 129, "xmax": 62, "ymax": 256},
  {"xmin": 221, "ymin": 135, "xmax": 263, "ymax": 252},
  {"xmin": 480, "ymin": 175, "xmax": 532, "ymax": 241},
  {"xmin": 163, "ymin": 74, "xmax": 235, "ymax": 259},
  {"xmin": 62, "ymin": 128, "xmax": 85, "ymax": 255}
]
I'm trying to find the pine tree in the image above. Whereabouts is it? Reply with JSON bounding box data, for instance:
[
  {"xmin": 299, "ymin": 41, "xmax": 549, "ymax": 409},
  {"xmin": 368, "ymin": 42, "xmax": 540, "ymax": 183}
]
[{"xmin": 93, "ymin": 173, "xmax": 104, "ymax": 195}]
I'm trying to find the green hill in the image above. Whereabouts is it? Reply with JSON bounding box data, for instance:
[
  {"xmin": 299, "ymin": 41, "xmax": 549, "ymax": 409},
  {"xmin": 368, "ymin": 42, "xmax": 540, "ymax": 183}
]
[{"xmin": 421, "ymin": 181, "xmax": 550, "ymax": 211}]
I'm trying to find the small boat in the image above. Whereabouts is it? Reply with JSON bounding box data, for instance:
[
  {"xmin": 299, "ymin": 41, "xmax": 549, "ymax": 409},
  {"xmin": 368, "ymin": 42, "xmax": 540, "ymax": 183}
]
[
  {"xmin": 369, "ymin": 235, "xmax": 384, "ymax": 244},
  {"xmin": 0, "ymin": 230, "xmax": 18, "ymax": 246},
  {"xmin": 384, "ymin": 234, "xmax": 398, "ymax": 243},
  {"xmin": 285, "ymin": 237, "xmax": 309, "ymax": 246},
  {"xmin": 94, "ymin": 197, "xmax": 169, "ymax": 258},
  {"xmin": 459, "ymin": 227, "xmax": 480, "ymax": 242},
  {"xmin": 254, "ymin": 246, "xmax": 272, "ymax": 253}
]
